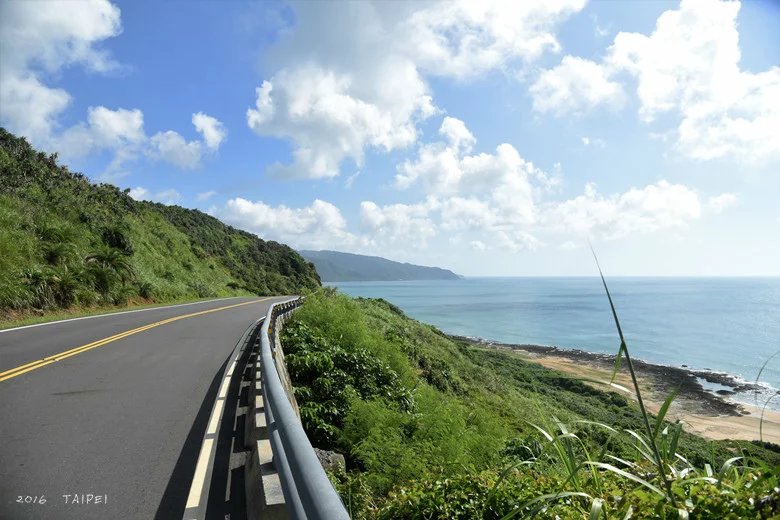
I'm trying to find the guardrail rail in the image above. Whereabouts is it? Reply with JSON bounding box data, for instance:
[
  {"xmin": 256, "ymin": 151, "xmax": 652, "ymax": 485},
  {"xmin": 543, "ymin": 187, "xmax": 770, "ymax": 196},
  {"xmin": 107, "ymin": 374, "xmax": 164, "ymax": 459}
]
[{"xmin": 244, "ymin": 298, "xmax": 350, "ymax": 520}]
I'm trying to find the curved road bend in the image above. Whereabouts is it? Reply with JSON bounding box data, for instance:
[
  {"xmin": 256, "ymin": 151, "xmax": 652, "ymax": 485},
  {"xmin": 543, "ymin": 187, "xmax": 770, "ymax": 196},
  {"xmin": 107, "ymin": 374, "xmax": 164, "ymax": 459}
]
[{"xmin": 0, "ymin": 296, "xmax": 288, "ymax": 520}]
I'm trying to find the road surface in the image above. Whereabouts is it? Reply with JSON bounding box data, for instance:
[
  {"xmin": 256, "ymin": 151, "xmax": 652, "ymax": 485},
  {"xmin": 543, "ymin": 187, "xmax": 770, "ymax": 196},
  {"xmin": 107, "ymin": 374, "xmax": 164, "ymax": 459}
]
[{"xmin": 0, "ymin": 296, "xmax": 286, "ymax": 519}]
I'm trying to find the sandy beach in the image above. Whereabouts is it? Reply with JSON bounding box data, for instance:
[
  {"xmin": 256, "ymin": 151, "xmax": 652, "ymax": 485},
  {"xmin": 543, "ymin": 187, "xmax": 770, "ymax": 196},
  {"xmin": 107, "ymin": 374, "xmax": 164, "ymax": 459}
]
[{"xmin": 457, "ymin": 337, "xmax": 780, "ymax": 445}]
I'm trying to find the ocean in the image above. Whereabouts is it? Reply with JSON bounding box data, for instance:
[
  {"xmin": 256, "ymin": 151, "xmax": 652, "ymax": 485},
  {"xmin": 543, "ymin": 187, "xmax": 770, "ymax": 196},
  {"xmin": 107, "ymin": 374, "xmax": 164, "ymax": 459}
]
[{"xmin": 328, "ymin": 277, "xmax": 780, "ymax": 410}]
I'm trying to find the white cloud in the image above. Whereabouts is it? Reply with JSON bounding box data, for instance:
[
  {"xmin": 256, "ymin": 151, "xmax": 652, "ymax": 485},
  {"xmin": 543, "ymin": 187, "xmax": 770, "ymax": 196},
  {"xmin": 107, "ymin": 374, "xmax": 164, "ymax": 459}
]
[
  {"xmin": 543, "ymin": 180, "xmax": 702, "ymax": 239},
  {"xmin": 0, "ymin": 0, "xmax": 121, "ymax": 143},
  {"xmin": 405, "ymin": 0, "xmax": 586, "ymax": 78},
  {"xmin": 391, "ymin": 119, "xmax": 715, "ymax": 247},
  {"xmin": 360, "ymin": 198, "xmax": 439, "ymax": 246},
  {"xmin": 439, "ymin": 116, "xmax": 476, "ymax": 151},
  {"xmin": 531, "ymin": 56, "xmax": 625, "ymax": 115},
  {"xmin": 197, "ymin": 190, "xmax": 217, "ymax": 201},
  {"xmin": 144, "ymin": 112, "xmax": 226, "ymax": 169},
  {"xmin": 58, "ymin": 108, "xmax": 225, "ymax": 171},
  {"xmin": 395, "ymin": 117, "xmax": 540, "ymax": 251},
  {"xmin": 128, "ymin": 187, "xmax": 148, "ymax": 201},
  {"xmin": 148, "ymin": 131, "xmax": 203, "ymax": 170},
  {"xmin": 247, "ymin": 64, "xmax": 434, "ymax": 179},
  {"xmin": 344, "ymin": 171, "xmax": 361, "ymax": 189},
  {"xmin": 469, "ymin": 240, "xmax": 487, "ymax": 251},
  {"xmin": 247, "ymin": 0, "xmax": 584, "ymax": 179},
  {"xmin": 192, "ymin": 112, "xmax": 226, "ymax": 150},
  {"xmin": 707, "ymin": 193, "xmax": 738, "ymax": 214},
  {"xmin": 534, "ymin": 0, "xmax": 780, "ymax": 164},
  {"xmin": 154, "ymin": 189, "xmax": 182, "ymax": 205},
  {"xmin": 0, "ymin": 75, "xmax": 71, "ymax": 143},
  {"xmin": 0, "ymin": 2, "xmax": 227, "ymax": 174},
  {"xmin": 58, "ymin": 106, "xmax": 144, "ymax": 155},
  {"xmin": 128, "ymin": 187, "xmax": 181, "ymax": 205},
  {"xmin": 581, "ymin": 136, "xmax": 606, "ymax": 148},
  {"xmin": 218, "ymin": 198, "xmax": 357, "ymax": 250}
]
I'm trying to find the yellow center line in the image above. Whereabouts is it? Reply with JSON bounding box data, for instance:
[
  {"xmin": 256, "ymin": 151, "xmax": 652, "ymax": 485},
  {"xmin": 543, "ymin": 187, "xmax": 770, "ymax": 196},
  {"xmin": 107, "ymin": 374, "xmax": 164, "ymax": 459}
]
[{"xmin": 0, "ymin": 298, "xmax": 271, "ymax": 383}]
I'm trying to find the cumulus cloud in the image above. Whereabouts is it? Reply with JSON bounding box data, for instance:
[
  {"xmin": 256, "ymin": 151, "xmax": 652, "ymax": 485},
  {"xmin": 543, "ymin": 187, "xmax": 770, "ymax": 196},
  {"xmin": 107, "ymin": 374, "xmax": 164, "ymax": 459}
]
[
  {"xmin": 531, "ymin": 56, "xmax": 625, "ymax": 115},
  {"xmin": 0, "ymin": 1, "xmax": 226, "ymax": 175},
  {"xmin": 218, "ymin": 198, "xmax": 358, "ymax": 250},
  {"xmin": 247, "ymin": 0, "xmax": 584, "ymax": 179},
  {"xmin": 0, "ymin": 0, "xmax": 121, "ymax": 143},
  {"xmin": 707, "ymin": 193, "xmax": 738, "ymax": 214},
  {"xmin": 192, "ymin": 112, "xmax": 226, "ymax": 150},
  {"xmin": 405, "ymin": 0, "xmax": 586, "ymax": 78},
  {"xmin": 389, "ymin": 119, "xmax": 718, "ymax": 247},
  {"xmin": 581, "ymin": 136, "xmax": 606, "ymax": 148},
  {"xmin": 360, "ymin": 198, "xmax": 439, "ymax": 246},
  {"xmin": 543, "ymin": 180, "xmax": 703, "ymax": 239},
  {"xmin": 247, "ymin": 65, "xmax": 433, "ymax": 179},
  {"xmin": 148, "ymin": 131, "xmax": 203, "ymax": 170},
  {"xmin": 56, "ymin": 106, "xmax": 146, "ymax": 175},
  {"xmin": 532, "ymin": 0, "xmax": 780, "ymax": 164},
  {"xmin": 128, "ymin": 187, "xmax": 149, "ymax": 201},
  {"xmin": 197, "ymin": 190, "xmax": 217, "ymax": 201},
  {"xmin": 128, "ymin": 187, "xmax": 181, "ymax": 205},
  {"xmin": 392, "ymin": 117, "xmax": 544, "ymax": 249}
]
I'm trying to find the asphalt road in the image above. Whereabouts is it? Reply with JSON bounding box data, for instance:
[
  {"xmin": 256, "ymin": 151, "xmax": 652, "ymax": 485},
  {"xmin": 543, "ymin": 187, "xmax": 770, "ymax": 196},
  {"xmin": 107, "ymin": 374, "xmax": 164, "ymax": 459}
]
[{"xmin": 0, "ymin": 296, "xmax": 287, "ymax": 520}]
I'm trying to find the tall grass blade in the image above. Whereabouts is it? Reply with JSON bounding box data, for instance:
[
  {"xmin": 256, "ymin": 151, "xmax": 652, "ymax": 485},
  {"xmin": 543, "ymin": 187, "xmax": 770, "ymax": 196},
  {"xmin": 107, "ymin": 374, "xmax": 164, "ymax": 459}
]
[
  {"xmin": 759, "ymin": 390, "xmax": 779, "ymax": 443},
  {"xmin": 585, "ymin": 460, "xmax": 666, "ymax": 497},
  {"xmin": 585, "ymin": 461, "xmax": 665, "ymax": 496},
  {"xmin": 589, "ymin": 243, "xmax": 675, "ymax": 503},
  {"xmin": 527, "ymin": 422, "xmax": 554, "ymax": 442},
  {"xmin": 575, "ymin": 420, "xmax": 620, "ymax": 435},
  {"xmin": 653, "ymin": 387, "xmax": 679, "ymax": 439},
  {"xmin": 503, "ymin": 491, "xmax": 592, "ymax": 519},
  {"xmin": 717, "ymin": 456, "xmax": 743, "ymax": 487},
  {"xmin": 572, "ymin": 376, "xmax": 632, "ymax": 394},
  {"xmin": 589, "ymin": 498, "xmax": 604, "ymax": 520},
  {"xmin": 753, "ymin": 348, "xmax": 779, "ymax": 404}
]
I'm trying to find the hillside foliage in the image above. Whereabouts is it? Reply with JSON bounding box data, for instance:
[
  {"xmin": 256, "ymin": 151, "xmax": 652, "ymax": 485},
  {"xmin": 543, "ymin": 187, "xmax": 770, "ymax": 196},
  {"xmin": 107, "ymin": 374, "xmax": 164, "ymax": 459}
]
[
  {"xmin": 0, "ymin": 128, "xmax": 320, "ymax": 317},
  {"xmin": 281, "ymin": 291, "xmax": 780, "ymax": 519}
]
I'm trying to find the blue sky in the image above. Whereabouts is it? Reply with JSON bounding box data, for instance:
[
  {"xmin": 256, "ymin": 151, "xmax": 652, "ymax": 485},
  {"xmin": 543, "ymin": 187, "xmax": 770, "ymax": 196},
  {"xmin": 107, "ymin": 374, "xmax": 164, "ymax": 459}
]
[{"xmin": 1, "ymin": 0, "xmax": 778, "ymax": 276}]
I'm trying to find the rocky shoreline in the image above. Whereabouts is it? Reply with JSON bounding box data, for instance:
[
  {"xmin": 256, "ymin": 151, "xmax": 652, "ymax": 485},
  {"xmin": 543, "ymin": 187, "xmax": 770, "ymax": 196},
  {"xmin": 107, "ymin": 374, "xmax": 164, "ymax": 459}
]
[{"xmin": 452, "ymin": 335, "xmax": 768, "ymax": 418}]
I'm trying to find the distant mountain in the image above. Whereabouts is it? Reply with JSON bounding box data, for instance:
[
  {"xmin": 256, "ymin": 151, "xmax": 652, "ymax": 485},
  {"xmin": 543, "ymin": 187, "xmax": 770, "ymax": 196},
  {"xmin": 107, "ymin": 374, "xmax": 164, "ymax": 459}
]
[{"xmin": 299, "ymin": 250, "xmax": 460, "ymax": 282}]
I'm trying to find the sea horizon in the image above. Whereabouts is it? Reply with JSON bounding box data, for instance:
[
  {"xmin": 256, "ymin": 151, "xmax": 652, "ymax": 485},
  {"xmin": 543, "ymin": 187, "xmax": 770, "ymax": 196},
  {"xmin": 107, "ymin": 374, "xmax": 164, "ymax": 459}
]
[{"xmin": 328, "ymin": 277, "xmax": 780, "ymax": 411}]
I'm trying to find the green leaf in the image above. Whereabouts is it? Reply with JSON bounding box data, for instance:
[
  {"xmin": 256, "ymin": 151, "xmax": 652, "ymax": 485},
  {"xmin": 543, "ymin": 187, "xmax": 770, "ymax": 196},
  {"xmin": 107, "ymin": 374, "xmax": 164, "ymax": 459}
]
[
  {"xmin": 653, "ymin": 387, "xmax": 679, "ymax": 439},
  {"xmin": 590, "ymin": 498, "xmax": 604, "ymax": 520},
  {"xmin": 584, "ymin": 461, "xmax": 665, "ymax": 496}
]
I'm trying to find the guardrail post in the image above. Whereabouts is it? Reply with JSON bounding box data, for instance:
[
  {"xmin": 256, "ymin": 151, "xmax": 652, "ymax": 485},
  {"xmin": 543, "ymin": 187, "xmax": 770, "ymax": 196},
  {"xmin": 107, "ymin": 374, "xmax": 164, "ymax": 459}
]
[{"xmin": 245, "ymin": 297, "xmax": 350, "ymax": 520}]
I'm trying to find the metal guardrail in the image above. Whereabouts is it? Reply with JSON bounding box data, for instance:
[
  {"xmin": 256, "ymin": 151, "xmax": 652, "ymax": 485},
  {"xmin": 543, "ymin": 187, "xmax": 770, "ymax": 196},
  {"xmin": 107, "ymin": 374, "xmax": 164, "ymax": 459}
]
[{"xmin": 259, "ymin": 298, "xmax": 350, "ymax": 520}]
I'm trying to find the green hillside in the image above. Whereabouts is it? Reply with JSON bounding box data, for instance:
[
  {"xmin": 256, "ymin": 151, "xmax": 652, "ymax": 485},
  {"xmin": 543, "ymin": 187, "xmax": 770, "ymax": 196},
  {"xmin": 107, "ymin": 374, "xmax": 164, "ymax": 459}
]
[
  {"xmin": 299, "ymin": 249, "xmax": 460, "ymax": 281},
  {"xmin": 283, "ymin": 291, "xmax": 780, "ymax": 519},
  {"xmin": 0, "ymin": 128, "xmax": 320, "ymax": 318}
]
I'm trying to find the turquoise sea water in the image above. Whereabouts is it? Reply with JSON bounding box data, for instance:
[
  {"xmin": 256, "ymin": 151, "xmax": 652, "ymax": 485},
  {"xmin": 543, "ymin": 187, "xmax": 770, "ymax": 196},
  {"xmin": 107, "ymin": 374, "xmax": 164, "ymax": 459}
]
[{"xmin": 329, "ymin": 277, "xmax": 780, "ymax": 408}]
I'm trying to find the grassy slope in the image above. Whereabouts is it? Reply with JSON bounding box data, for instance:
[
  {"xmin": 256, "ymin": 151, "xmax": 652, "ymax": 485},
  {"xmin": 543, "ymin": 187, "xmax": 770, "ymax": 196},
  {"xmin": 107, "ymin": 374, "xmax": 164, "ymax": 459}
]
[
  {"xmin": 0, "ymin": 128, "xmax": 320, "ymax": 318},
  {"xmin": 282, "ymin": 291, "xmax": 780, "ymax": 519}
]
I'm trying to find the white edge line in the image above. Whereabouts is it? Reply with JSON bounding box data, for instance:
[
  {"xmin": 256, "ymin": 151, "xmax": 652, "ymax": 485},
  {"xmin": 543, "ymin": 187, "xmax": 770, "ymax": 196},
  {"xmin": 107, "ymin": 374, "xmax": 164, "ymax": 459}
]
[
  {"xmin": 217, "ymin": 377, "xmax": 231, "ymax": 400},
  {"xmin": 182, "ymin": 316, "xmax": 263, "ymax": 519},
  {"xmin": 206, "ymin": 400, "xmax": 225, "ymax": 435},
  {"xmin": 185, "ymin": 438, "xmax": 215, "ymax": 509},
  {"xmin": 0, "ymin": 297, "xmax": 243, "ymax": 334}
]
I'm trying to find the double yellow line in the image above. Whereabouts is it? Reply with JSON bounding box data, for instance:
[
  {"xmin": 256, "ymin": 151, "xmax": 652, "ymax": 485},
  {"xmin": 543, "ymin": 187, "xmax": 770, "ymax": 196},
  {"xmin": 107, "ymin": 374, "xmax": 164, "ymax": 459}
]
[{"xmin": 0, "ymin": 298, "xmax": 270, "ymax": 383}]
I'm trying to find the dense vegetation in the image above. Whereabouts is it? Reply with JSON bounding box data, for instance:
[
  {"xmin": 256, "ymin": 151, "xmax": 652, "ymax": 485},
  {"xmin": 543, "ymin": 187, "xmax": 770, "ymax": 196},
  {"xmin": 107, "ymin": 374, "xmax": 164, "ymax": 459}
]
[
  {"xmin": 299, "ymin": 250, "xmax": 460, "ymax": 281},
  {"xmin": 0, "ymin": 128, "xmax": 320, "ymax": 318},
  {"xmin": 282, "ymin": 291, "xmax": 780, "ymax": 519}
]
